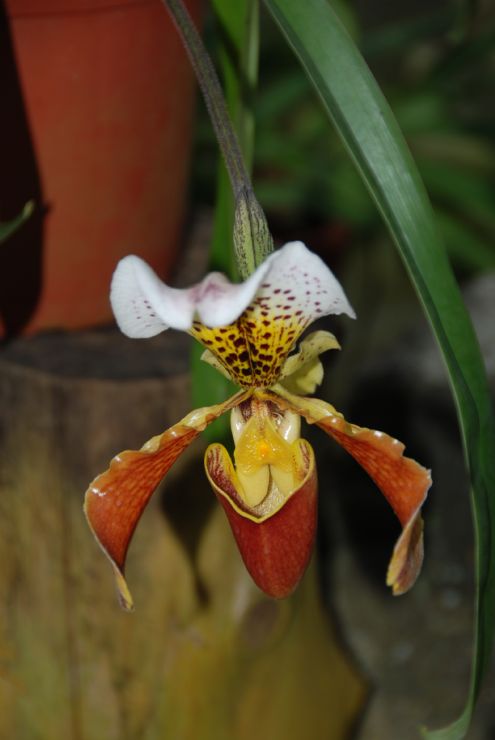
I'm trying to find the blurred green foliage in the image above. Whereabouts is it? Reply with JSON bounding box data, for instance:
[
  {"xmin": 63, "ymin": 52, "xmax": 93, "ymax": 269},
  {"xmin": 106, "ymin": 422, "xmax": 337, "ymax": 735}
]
[
  {"xmin": 187, "ymin": 4, "xmax": 495, "ymax": 736},
  {"xmin": 193, "ymin": 0, "xmax": 495, "ymax": 275}
]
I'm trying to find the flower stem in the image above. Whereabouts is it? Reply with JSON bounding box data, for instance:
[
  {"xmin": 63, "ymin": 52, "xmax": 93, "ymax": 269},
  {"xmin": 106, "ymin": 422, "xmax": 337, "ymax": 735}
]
[{"xmin": 162, "ymin": 0, "xmax": 273, "ymax": 277}]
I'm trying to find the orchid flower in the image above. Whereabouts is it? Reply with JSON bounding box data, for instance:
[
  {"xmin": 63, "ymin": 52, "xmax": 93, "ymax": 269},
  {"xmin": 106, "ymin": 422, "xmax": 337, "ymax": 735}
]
[{"xmin": 84, "ymin": 241, "xmax": 431, "ymax": 610}]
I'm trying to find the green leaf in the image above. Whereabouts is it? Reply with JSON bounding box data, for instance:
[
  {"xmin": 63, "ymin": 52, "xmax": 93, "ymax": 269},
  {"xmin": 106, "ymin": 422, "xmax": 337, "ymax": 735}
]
[
  {"xmin": 361, "ymin": 8, "xmax": 451, "ymax": 57},
  {"xmin": 449, "ymin": 0, "xmax": 480, "ymax": 43},
  {"xmin": 209, "ymin": 0, "xmax": 260, "ymax": 278},
  {"xmin": 419, "ymin": 162, "xmax": 495, "ymax": 233},
  {"xmin": 263, "ymin": 1, "xmax": 495, "ymax": 737},
  {"xmin": 0, "ymin": 201, "xmax": 34, "ymax": 244},
  {"xmin": 436, "ymin": 210, "xmax": 495, "ymax": 273}
]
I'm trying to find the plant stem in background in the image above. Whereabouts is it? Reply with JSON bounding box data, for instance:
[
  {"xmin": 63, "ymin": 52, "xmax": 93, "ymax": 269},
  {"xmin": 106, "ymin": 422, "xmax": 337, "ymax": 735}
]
[
  {"xmin": 190, "ymin": 0, "xmax": 263, "ymax": 443},
  {"xmin": 162, "ymin": 0, "xmax": 273, "ymax": 278},
  {"xmin": 209, "ymin": 0, "xmax": 261, "ymax": 279}
]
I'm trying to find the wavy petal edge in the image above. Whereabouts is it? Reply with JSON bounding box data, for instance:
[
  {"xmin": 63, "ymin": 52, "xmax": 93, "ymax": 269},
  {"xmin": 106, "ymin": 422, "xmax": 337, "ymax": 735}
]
[
  {"xmin": 269, "ymin": 386, "xmax": 431, "ymax": 594},
  {"xmin": 84, "ymin": 390, "xmax": 250, "ymax": 610},
  {"xmin": 110, "ymin": 242, "xmax": 355, "ymax": 341}
]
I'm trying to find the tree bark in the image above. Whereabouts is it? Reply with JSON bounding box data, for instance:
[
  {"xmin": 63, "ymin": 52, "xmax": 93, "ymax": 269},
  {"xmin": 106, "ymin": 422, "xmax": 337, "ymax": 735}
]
[{"xmin": 0, "ymin": 330, "xmax": 364, "ymax": 739}]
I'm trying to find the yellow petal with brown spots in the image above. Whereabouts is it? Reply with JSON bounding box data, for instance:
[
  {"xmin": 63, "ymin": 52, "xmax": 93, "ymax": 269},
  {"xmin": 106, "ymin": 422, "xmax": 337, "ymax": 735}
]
[{"xmin": 190, "ymin": 243, "xmax": 355, "ymax": 387}]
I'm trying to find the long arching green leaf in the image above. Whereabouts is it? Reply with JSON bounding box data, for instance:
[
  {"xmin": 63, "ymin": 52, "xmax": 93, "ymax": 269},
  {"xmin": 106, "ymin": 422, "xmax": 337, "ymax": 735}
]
[
  {"xmin": 0, "ymin": 201, "xmax": 33, "ymax": 244},
  {"xmin": 262, "ymin": 1, "xmax": 495, "ymax": 737}
]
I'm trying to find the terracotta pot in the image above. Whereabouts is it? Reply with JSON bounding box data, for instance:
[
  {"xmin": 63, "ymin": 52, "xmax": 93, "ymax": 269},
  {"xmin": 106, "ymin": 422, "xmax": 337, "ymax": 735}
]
[{"xmin": 0, "ymin": 0, "xmax": 201, "ymax": 336}]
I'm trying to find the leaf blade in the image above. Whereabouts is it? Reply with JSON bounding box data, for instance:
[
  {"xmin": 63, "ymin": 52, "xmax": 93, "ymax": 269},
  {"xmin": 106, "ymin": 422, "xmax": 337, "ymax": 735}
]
[
  {"xmin": 0, "ymin": 201, "xmax": 34, "ymax": 244},
  {"xmin": 263, "ymin": 1, "xmax": 495, "ymax": 736}
]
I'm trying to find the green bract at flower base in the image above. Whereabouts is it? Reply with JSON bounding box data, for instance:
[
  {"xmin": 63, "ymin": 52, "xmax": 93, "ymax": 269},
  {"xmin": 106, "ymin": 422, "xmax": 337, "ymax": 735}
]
[{"xmin": 84, "ymin": 242, "xmax": 431, "ymax": 611}]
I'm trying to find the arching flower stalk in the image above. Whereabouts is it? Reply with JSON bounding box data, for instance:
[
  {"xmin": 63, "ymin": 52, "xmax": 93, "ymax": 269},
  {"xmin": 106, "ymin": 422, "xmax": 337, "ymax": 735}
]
[{"xmin": 84, "ymin": 241, "xmax": 431, "ymax": 610}]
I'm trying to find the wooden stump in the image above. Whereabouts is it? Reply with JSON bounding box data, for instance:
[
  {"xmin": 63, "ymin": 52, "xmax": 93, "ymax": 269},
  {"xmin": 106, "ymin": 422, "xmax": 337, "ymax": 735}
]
[{"xmin": 0, "ymin": 330, "xmax": 365, "ymax": 739}]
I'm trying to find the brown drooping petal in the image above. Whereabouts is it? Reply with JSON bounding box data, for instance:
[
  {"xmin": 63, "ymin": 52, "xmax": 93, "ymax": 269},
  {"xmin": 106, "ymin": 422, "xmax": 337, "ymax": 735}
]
[
  {"xmin": 84, "ymin": 390, "xmax": 250, "ymax": 610},
  {"xmin": 205, "ymin": 439, "xmax": 317, "ymax": 599},
  {"xmin": 320, "ymin": 419, "xmax": 429, "ymax": 594},
  {"xmin": 270, "ymin": 389, "xmax": 431, "ymax": 595}
]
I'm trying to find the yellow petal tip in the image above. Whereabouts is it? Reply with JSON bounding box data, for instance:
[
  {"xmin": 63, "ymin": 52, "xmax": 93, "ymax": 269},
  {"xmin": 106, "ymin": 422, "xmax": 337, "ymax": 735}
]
[{"xmin": 112, "ymin": 564, "xmax": 134, "ymax": 612}]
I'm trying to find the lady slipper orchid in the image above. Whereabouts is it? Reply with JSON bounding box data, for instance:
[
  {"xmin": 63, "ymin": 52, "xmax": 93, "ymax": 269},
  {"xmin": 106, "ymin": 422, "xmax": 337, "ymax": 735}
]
[{"xmin": 84, "ymin": 241, "xmax": 431, "ymax": 610}]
